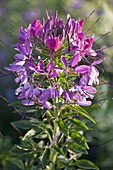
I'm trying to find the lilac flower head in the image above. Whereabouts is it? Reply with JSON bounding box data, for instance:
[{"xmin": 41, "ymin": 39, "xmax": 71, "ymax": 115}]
[{"xmin": 6, "ymin": 11, "xmax": 104, "ymax": 109}]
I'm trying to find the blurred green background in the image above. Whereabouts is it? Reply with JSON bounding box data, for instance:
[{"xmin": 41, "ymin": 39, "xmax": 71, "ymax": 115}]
[{"xmin": 0, "ymin": 0, "xmax": 113, "ymax": 169}]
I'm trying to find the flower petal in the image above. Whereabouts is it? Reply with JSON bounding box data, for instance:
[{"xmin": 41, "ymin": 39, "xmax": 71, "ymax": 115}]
[
  {"xmin": 14, "ymin": 54, "xmax": 25, "ymax": 60},
  {"xmin": 70, "ymin": 53, "xmax": 80, "ymax": 67},
  {"xmin": 22, "ymin": 99, "xmax": 34, "ymax": 106},
  {"xmin": 40, "ymin": 89, "xmax": 50, "ymax": 102},
  {"xmin": 84, "ymin": 86, "xmax": 97, "ymax": 93},
  {"xmin": 75, "ymin": 65, "xmax": 90, "ymax": 74},
  {"xmin": 77, "ymin": 100, "xmax": 92, "ymax": 106},
  {"xmin": 43, "ymin": 101, "xmax": 52, "ymax": 109},
  {"xmin": 50, "ymin": 70, "xmax": 58, "ymax": 78},
  {"xmin": 92, "ymin": 58, "xmax": 105, "ymax": 66},
  {"xmin": 61, "ymin": 55, "xmax": 68, "ymax": 67},
  {"xmin": 46, "ymin": 61, "xmax": 54, "ymax": 72}
]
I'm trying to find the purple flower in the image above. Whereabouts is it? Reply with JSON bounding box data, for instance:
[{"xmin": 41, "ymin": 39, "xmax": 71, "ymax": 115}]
[
  {"xmin": 50, "ymin": 70, "xmax": 58, "ymax": 78},
  {"xmin": 40, "ymin": 89, "xmax": 51, "ymax": 103},
  {"xmin": 75, "ymin": 65, "xmax": 90, "ymax": 74},
  {"xmin": 18, "ymin": 25, "xmax": 31, "ymax": 42},
  {"xmin": 6, "ymin": 11, "xmax": 104, "ymax": 109},
  {"xmin": 15, "ymin": 82, "xmax": 40, "ymax": 106},
  {"xmin": 70, "ymin": 52, "xmax": 80, "ymax": 67},
  {"xmin": 46, "ymin": 37, "xmax": 62, "ymax": 52},
  {"xmin": 46, "ymin": 61, "xmax": 54, "ymax": 72},
  {"xmin": 37, "ymin": 60, "xmax": 44, "ymax": 72},
  {"xmin": 43, "ymin": 101, "xmax": 52, "ymax": 109},
  {"xmin": 75, "ymin": 58, "xmax": 104, "ymax": 86},
  {"xmin": 69, "ymin": 84, "xmax": 97, "ymax": 106},
  {"xmin": 30, "ymin": 20, "xmax": 43, "ymax": 37},
  {"xmin": 61, "ymin": 55, "xmax": 68, "ymax": 67},
  {"xmin": 22, "ymin": 99, "xmax": 35, "ymax": 106}
]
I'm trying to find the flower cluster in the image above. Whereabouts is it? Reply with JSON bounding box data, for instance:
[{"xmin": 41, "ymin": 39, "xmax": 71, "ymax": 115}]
[{"xmin": 6, "ymin": 11, "xmax": 104, "ymax": 109}]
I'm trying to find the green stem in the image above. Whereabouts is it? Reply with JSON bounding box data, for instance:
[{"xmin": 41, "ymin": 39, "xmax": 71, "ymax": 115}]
[
  {"xmin": 49, "ymin": 121, "xmax": 59, "ymax": 169},
  {"xmin": 47, "ymin": 95, "xmax": 59, "ymax": 169}
]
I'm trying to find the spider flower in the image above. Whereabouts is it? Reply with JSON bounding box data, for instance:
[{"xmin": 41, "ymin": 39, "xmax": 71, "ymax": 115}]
[{"xmin": 6, "ymin": 11, "xmax": 104, "ymax": 108}]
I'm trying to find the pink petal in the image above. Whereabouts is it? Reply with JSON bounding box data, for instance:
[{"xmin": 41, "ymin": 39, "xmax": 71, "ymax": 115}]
[
  {"xmin": 75, "ymin": 65, "xmax": 90, "ymax": 74},
  {"xmin": 77, "ymin": 100, "xmax": 92, "ymax": 106},
  {"xmin": 15, "ymin": 86, "xmax": 24, "ymax": 95},
  {"xmin": 40, "ymin": 89, "xmax": 50, "ymax": 102},
  {"xmin": 61, "ymin": 55, "xmax": 68, "ymax": 67},
  {"xmin": 14, "ymin": 60, "xmax": 25, "ymax": 66},
  {"xmin": 70, "ymin": 53, "xmax": 80, "ymax": 67},
  {"xmin": 46, "ymin": 61, "xmax": 54, "ymax": 72},
  {"xmin": 46, "ymin": 38, "xmax": 56, "ymax": 50},
  {"xmin": 38, "ymin": 60, "xmax": 44, "ymax": 72},
  {"xmin": 17, "ymin": 43, "xmax": 26, "ymax": 55},
  {"xmin": 14, "ymin": 54, "xmax": 25, "ymax": 60},
  {"xmin": 84, "ymin": 86, "xmax": 97, "ymax": 93},
  {"xmin": 5, "ymin": 65, "xmax": 21, "ymax": 72},
  {"xmin": 22, "ymin": 99, "xmax": 34, "ymax": 106},
  {"xmin": 25, "ymin": 39, "xmax": 30, "ymax": 54},
  {"xmin": 92, "ymin": 58, "xmax": 105, "ymax": 66},
  {"xmin": 50, "ymin": 70, "xmax": 58, "ymax": 78},
  {"xmin": 43, "ymin": 101, "xmax": 52, "ymax": 109}
]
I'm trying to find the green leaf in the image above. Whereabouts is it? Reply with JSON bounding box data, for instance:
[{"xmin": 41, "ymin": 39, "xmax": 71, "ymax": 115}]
[
  {"xmin": 42, "ymin": 148, "xmax": 50, "ymax": 168},
  {"xmin": 70, "ymin": 131, "xmax": 89, "ymax": 149},
  {"xmin": 72, "ymin": 105, "xmax": 96, "ymax": 123},
  {"xmin": 68, "ymin": 142, "xmax": 87, "ymax": 154},
  {"xmin": 57, "ymin": 155, "xmax": 69, "ymax": 167},
  {"xmin": 33, "ymin": 166, "xmax": 41, "ymax": 170},
  {"xmin": 22, "ymin": 129, "xmax": 36, "ymax": 140},
  {"xmin": 54, "ymin": 145, "xmax": 65, "ymax": 156},
  {"xmin": 9, "ymin": 100, "xmax": 23, "ymax": 107},
  {"xmin": 57, "ymin": 118, "xmax": 68, "ymax": 137},
  {"xmin": 12, "ymin": 120, "xmax": 32, "ymax": 129},
  {"xmin": 85, "ymin": 119, "xmax": 95, "ymax": 128},
  {"xmin": 69, "ymin": 118, "xmax": 89, "ymax": 130},
  {"xmin": 75, "ymin": 159, "xmax": 99, "ymax": 170},
  {"xmin": 46, "ymin": 125, "xmax": 53, "ymax": 141},
  {"xmin": 9, "ymin": 100, "xmax": 35, "ymax": 113},
  {"xmin": 60, "ymin": 104, "xmax": 95, "ymax": 123},
  {"xmin": 84, "ymin": 104, "xmax": 100, "ymax": 113},
  {"xmin": 37, "ymin": 108, "xmax": 48, "ymax": 118},
  {"xmin": 8, "ymin": 159, "xmax": 25, "ymax": 170}
]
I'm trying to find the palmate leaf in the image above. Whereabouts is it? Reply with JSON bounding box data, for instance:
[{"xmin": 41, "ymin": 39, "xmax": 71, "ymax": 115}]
[
  {"xmin": 75, "ymin": 159, "xmax": 99, "ymax": 170},
  {"xmin": 46, "ymin": 126, "xmax": 53, "ymax": 142},
  {"xmin": 12, "ymin": 138, "xmax": 40, "ymax": 164}
]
